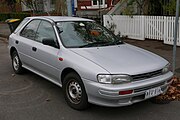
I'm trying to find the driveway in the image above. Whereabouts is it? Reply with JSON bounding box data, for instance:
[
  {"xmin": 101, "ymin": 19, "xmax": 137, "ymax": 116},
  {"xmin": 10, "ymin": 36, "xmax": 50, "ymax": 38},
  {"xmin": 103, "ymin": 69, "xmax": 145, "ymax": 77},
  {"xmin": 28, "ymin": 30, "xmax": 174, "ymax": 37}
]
[{"xmin": 0, "ymin": 40, "xmax": 180, "ymax": 120}]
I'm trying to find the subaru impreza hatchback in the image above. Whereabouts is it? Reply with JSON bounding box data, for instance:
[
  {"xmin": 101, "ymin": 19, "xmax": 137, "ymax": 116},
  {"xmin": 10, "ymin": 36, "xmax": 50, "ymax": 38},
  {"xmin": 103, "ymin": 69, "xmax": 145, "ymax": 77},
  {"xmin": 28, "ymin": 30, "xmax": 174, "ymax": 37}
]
[{"xmin": 8, "ymin": 16, "xmax": 173, "ymax": 110}]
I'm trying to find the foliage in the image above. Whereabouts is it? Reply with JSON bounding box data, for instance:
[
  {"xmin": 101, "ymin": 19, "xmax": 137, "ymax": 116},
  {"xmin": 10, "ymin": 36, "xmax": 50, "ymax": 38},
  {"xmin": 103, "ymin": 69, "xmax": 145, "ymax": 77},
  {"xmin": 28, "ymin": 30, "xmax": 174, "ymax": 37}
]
[
  {"xmin": 134, "ymin": 0, "xmax": 150, "ymax": 15},
  {"xmin": 0, "ymin": 13, "xmax": 30, "ymax": 22},
  {"xmin": 19, "ymin": 0, "xmax": 44, "ymax": 14},
  {"xmin": 54, "ymin": 0, "xmax": 67, "ymax": 16},
  {"xmin": 12, "ymin": 0, "xmax": 66, "ymax": 16},
  {"xmin": 148, "ymin": 0, "xmax": 180, "ymax": 16},
  {"xmin": 148, "ymin": 0, "xmax": 162, "ymax": 15},
  {"xmin": 6, "ymin": 0, "xmax": 17, "ymax": 5},
  {"xmin": 155, "ymin": 77, "xmax": 180, "ymax": 101},
  {"xmin": 121, "ymin": 0, "xmax": 150, "ymax": 15},
  {"xmin": 125, "ymin": 0, "xmax": 180, "ymax": 16},
  {"xmin": 106, "ymin": 19, "xmax": 117, "ymax": 34},
  {"xmin": 107, "ymin": 22, "xmax": 116, "ymax": 33},
  {"xmin": 4, "ymin": 0, "xmax": 17, "ymax": 12},
  {"xmin": 122, "ymin": 0, "xmax": 134, "ymax": 15},
  {"xmin": 161, "ymin": 0, "xmax": 180, "ymax": 16}
]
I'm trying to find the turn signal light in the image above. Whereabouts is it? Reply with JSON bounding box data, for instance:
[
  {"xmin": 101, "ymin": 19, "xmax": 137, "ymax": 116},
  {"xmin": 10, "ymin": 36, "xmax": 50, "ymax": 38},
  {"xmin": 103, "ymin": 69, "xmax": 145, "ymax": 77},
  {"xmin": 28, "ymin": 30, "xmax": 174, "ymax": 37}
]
[{"xmin": 59, "ymin": 57, "xmax": 63, "ymax": 61}]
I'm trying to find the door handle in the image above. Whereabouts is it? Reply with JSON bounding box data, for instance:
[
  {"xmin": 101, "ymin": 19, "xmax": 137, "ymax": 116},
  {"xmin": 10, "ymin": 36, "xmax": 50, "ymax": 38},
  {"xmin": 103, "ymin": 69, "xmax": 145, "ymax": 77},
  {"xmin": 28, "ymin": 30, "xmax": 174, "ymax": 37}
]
[
  {"xmin": 15, "ymin": 40, "xmax": 19, "ymax": 44},
  {"xmin": 32, "ymin": 47, "xmax": 37, "ymax": 52}
]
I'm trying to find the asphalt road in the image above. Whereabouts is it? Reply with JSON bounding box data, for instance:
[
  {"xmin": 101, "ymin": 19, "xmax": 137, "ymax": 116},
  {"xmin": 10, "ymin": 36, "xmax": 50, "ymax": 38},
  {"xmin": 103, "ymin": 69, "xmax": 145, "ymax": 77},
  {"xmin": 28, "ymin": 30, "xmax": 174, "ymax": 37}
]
[{"xmin": 0, "ymin": 40, "xmax": 180, "ymax": 120}]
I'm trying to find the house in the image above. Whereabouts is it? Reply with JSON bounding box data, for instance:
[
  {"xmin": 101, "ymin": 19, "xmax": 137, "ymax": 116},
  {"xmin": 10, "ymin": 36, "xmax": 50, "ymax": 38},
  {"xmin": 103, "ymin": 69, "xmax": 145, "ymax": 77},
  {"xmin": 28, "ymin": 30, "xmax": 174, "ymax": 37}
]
[{"xmin": 76, "ymin": 0, "xmax": 120, "ymax": 18}]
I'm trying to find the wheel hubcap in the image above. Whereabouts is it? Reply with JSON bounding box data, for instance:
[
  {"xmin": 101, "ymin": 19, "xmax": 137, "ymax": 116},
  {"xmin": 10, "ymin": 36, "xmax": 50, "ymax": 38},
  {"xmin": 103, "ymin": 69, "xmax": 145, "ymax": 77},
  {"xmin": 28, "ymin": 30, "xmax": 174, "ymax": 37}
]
[
  {"xmin": 13, "ymin": 55, "xmax": 19, "ymax": 71},
  {"xmin": 67, "ymin": 80, "xmax": 82, "ymax": 104}
]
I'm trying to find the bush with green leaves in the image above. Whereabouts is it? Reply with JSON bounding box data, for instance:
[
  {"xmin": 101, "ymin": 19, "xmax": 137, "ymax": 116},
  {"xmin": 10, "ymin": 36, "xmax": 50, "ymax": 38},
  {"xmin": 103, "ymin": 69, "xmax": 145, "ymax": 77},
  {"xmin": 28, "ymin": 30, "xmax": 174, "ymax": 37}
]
[{"xmin": 0, "ymin": 13, "xmax": 30, "ymax": 22}]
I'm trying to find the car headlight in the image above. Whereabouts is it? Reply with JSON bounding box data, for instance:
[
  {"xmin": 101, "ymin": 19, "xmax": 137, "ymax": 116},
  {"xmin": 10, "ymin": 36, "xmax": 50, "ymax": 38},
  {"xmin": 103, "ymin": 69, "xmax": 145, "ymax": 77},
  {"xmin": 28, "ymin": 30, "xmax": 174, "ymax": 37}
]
[
  {"xmin": 162, "ymin": 63, "xmax": 170, "ymax": 74},
  {"xmin": 97, "ymin": 74, "xmax": 132, "ymax": 84}
]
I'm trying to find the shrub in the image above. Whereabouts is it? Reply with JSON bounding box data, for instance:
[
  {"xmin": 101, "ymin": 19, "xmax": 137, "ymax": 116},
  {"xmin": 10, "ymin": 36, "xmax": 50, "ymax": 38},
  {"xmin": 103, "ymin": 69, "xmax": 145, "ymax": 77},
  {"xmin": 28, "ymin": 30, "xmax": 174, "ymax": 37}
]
[{"xmin": 0, "ymin": 13, "xmax": 30, "ymax": 22}]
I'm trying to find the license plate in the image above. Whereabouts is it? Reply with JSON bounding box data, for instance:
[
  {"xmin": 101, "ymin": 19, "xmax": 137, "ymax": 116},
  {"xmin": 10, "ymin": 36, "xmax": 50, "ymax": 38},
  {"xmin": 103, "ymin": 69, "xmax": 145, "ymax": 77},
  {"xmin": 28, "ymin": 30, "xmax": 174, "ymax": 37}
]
[{"xmin": 145, "ymin": 87, "xmax": 162, "ymax": 99}]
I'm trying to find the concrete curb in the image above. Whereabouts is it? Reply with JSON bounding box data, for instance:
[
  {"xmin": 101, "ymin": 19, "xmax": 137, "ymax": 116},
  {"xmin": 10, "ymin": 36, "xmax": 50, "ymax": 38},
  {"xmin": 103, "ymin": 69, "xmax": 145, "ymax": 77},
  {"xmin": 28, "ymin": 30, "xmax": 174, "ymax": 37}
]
[
  {"xmin": 0, "ymin": 33, "xmax": 9, "ymax": 38},
  {"xmin": 0, "ymin": 35, "xmax": 8, "ymax": 44}
]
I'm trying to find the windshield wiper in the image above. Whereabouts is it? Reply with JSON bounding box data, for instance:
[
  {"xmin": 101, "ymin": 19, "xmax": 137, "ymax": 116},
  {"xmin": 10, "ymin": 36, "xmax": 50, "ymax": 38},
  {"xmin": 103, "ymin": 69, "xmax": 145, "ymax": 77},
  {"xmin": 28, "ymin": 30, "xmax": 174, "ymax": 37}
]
[
  {"xmin": 79, "ymin": 41, "xmax": 109, "ymax": 48},
  {"xmin": 107, "ymin": 40, "xmax": 124, "ymax": 46}
]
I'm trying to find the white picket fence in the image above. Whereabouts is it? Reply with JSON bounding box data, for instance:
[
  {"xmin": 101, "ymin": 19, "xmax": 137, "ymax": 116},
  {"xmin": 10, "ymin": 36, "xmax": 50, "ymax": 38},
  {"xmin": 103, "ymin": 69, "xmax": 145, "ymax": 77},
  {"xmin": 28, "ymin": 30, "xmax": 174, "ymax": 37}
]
[{"xmin": 103, "ymin": 15, "xmax": 180, "ymax": 46}]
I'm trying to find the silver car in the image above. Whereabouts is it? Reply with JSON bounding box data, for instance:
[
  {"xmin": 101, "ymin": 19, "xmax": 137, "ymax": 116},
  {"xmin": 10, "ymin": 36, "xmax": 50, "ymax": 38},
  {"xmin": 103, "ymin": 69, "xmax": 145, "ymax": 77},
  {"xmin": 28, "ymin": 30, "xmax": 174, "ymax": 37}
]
[{"xmin": 8, "ymin": 16, "xmax": 173, "ymax": 110}]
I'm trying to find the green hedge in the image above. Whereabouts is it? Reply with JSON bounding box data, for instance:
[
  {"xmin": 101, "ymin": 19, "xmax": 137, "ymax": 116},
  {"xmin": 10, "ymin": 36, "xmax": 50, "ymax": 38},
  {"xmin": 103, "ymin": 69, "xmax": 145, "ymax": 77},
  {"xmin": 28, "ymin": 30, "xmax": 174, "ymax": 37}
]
[{"xmin": 0, "ymin": 13, "xmax": 30, "ymax": 22}]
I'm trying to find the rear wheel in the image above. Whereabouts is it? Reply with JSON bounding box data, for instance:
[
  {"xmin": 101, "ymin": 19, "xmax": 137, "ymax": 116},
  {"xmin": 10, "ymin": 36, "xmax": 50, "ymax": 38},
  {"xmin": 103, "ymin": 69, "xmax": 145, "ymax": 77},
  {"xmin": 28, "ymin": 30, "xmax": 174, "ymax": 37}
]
[
  {"xmin": 12, "ymin": 51, "xmax": 24, "ymax": 74},
  {"xmin": 62, "ymin": 72, "xmax": 89, "ymax": 110}
]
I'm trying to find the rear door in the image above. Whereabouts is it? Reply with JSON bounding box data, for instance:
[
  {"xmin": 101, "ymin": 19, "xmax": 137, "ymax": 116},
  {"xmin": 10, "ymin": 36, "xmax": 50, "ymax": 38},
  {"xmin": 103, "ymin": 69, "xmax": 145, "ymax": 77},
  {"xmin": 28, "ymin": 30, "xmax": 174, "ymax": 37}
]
[{"xmin": 16, "ymin": 20, "xmax": 41, "ymax": 69}]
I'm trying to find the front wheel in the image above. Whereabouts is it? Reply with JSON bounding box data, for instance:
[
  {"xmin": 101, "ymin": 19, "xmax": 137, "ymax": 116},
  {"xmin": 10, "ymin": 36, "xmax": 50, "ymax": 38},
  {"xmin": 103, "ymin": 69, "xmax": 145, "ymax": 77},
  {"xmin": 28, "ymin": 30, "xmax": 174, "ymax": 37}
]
[{"xmin": 62, "ymin": 72, "xmax": 89, "ymax": 110}]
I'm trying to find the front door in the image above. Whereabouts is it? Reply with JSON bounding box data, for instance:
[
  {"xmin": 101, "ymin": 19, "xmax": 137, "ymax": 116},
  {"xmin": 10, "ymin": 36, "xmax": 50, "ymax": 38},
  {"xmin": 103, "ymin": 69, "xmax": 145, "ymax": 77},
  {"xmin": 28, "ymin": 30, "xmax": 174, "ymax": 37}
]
[{"xmin": 31, "ymin": 20, "xmax": 60, "ymax": 82}]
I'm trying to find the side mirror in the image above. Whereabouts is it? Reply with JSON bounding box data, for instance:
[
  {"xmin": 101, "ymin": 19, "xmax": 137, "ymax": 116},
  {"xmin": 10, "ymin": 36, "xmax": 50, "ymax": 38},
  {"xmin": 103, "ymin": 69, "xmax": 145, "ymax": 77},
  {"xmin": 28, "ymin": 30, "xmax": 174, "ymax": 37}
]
[{"xmin": 42, "ymin": 38, "xmax": 58, "ymax": 48}]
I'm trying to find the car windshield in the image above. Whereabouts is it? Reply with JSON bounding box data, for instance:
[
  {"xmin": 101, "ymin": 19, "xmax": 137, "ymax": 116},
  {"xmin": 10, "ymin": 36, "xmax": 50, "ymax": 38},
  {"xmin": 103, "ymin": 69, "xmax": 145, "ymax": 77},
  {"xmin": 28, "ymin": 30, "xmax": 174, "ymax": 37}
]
[{"xmin": 56, "ymin": 21, "xmax": 123, "ymax": 48}]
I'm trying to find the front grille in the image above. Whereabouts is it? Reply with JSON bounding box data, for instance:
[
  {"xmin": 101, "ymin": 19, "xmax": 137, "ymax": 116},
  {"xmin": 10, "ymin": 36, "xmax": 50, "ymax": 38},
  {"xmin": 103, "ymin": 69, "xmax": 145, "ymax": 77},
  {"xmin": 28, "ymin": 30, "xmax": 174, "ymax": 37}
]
[
  {"xmin": 131, "ymin": 69, "xmax": 163, "ymax": 81},
  {"xmin": 134, "ymin": 81, "xmax": 166, "ymax": 93}
]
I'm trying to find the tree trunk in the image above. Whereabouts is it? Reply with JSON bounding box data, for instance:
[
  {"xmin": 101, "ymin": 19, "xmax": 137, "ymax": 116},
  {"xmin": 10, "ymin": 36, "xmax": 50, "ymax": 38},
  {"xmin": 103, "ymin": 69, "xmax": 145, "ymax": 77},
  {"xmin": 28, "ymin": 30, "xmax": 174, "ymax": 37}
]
[
  {"xmin": 143, "ymin": 0, "xmax": 150, "ymax": 15},
  {"xmin": 55, "ymin": 0, "xmax": 67, "ymax": 16},
  {"xmin": 135, "ymin": 0, "xmax": 150, "ymax": 15}
]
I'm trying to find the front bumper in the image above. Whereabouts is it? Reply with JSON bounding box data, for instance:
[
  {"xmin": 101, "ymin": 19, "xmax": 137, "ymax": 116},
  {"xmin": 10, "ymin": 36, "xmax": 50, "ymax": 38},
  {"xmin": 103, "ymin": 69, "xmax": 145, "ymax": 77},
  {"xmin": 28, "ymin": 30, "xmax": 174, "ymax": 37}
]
[{"xmin": 83, "ymin": 72, "xmax": 173, "ymax": 107}]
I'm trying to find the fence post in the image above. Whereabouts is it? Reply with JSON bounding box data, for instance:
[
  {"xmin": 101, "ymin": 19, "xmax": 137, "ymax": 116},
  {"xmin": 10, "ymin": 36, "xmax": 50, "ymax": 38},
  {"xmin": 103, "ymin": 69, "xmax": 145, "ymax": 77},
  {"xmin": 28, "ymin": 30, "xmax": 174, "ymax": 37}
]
[
  {"xmin": 141, "ymin": 16, "xmax": 145, "ymax": 40},
  {"xmin": 163, "ymin": 16, "xmax": 167, "ymax": 44},
  {"xmin": 172, "ymin": 0, "xmax": 180, "ymax": 74}
]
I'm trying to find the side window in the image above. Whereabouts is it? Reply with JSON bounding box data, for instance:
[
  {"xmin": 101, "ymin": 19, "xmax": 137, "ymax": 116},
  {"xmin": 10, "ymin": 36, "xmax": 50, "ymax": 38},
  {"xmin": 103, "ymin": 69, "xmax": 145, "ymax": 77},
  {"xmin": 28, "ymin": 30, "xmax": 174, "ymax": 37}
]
[
  {"xmin": 20, "ymin": 20, "xmax": 41, "ymax": 40},
  {"xmin": 35, "ymin": 20, "xmax": 58, "ymax": 47}
]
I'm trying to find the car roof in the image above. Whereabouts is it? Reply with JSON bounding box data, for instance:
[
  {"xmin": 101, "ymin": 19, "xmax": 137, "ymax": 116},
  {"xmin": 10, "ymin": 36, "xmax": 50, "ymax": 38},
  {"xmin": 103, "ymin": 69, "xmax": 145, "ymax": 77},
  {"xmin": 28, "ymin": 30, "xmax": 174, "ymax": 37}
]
[{"xmin": 26, "ymin": 16, "xmax": 94, "ymax": 22}]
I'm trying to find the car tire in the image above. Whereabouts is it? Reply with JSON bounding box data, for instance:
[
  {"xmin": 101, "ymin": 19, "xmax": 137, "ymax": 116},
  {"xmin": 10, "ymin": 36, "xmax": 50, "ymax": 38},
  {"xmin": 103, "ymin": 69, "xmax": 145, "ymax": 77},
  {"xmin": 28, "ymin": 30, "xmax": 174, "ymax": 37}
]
[
  {"xmin": 12, "ymin": 51, "xmax": 24, "ymax": 74},
  {"xmin": 62, "ymin": 72, "xmax": 89, "ymax": 110}
]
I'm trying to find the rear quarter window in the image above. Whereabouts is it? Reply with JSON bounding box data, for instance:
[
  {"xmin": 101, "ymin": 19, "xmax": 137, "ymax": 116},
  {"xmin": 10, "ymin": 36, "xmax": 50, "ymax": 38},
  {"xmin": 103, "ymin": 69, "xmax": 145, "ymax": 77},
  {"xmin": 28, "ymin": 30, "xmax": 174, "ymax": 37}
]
[
  {"xmin": 14, "ymin": 18, "xmax": 30, "ymax": 34},
  {"xmin": 20, "ymin": 20, "xmax": 41, "ymax": 40}
]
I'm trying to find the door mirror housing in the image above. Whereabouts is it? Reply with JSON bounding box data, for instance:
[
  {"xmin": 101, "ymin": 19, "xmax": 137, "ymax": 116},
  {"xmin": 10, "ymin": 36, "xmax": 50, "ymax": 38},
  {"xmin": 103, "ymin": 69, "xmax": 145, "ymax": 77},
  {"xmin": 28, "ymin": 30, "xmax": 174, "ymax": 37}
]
[{"xmin": 42, "ymin": 38, "xmax": 58, "ymax": 48}]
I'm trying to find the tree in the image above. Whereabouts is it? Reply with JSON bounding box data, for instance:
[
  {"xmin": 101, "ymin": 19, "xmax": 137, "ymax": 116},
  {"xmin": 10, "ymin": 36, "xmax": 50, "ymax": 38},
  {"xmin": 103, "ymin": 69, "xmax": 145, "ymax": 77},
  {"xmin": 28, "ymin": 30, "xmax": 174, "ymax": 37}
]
[
  {"xmin": 134, "ymin": 0, "xmax": 150, "ymax": 15},
  {"xmin": 121, "ymin": 0, "xmax": 150, "ymax": 15},
  {"xmin": 121, "ymin": 0, "xmax": 135, "ymax": 15},
  {"xmin": 148, "ymin": 0, "xmax": 162, "ymax": 15},
  {"xmin": 20, "ymin": 0, "xmax": 38, "ymax": 14},
  {"xmin": 55, "ymin": 0, "xmax": 67, "ymax": 15},
  {"xmin": 117, "ymin": 0, "xmax": 179, "ymax": 16},
  {"xmin": 135, "ymin": 0, "xmax": 180, "ymax": 16},
  {"xmin": 162, "ymin": 0, "xmax": 179, "ymax": 16},
  {"xmin": 5, "ymin": 0, "xmax": 17, "ymax": 12}
]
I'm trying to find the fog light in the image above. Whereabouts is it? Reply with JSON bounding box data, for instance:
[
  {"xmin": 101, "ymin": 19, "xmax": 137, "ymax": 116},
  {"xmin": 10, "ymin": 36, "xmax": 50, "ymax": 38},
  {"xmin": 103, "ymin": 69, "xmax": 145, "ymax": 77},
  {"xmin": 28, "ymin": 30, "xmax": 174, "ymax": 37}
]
[{"xmin": 119, "ymin": 90, "xmax": 133, "ymax": 95}]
